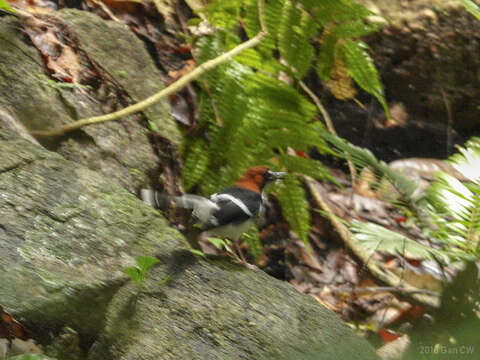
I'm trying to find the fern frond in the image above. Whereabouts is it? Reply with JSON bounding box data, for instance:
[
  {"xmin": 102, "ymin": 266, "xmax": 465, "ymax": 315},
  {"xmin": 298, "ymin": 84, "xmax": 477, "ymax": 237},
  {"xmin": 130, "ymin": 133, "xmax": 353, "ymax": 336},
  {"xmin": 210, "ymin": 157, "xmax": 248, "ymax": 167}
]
[
  {"xmin": 448, "ymin": 136, "xmax": 480, "ymax": 183},
  {"xmin": 323, "ymin": 133, "xmax": 418, "ymax": 201},
  {"xmin": 278, "ymin": 0, "xmax": 317, "ymax": 78},
  {"xmin": 458, "ymin": 0, "xmax": 480, "ymax": 21},
  {"xmin": 182, "ymin": 138, "xmax": 210, "ymax": 191},
  {"xmin": 241, "ymin": 226, "xmax": 263, "ymax": 261},
  {"xmin": 265, "ymin": 128, "xmax": 324, "ymax": 153},
  {"xmin": 263, "ymin": 0, "xmax": 284, "ymax": 41},
  {"xmin": 249, "ymin": 73, "xmax": 317, "ymax": 117},
  {"xmin": 306, "ymin": 0, "xmax": 372, "ymax": 24},
  {"xmin": 426, "ymin": 138, "xmax": 480, "ymax": 253},
  {"xmin": 317, "ymin": 31, "xmax": 337, "ymax": 81},
  {"xmin": 333, "ymin": 20, "xmax": 384, "ymax": 39},
  {"xmin": 241, "ymin": 0, "xmax": 260, "ymax": 37},
  {"xmin": 182, "ymin": 0, "xmax": 386, "ymax": 250},
  {"xmin": 234, "ymin": 48, "xmax": 281, "ymax": 74},
  {"xmin": 195, "ymin": 34, "xmax": 225, "ymax": 87},
  {"xmin": 279, "ymin": 154, "xmax": 335, "ymax": 183},
  {"xmin": 275, "ymin": 175, "xmax": 311, "ymax": 245},
  {"xmin": 204, "ymin": 0, "xmax": 243, "ymax": 29},
  {"xmin": 351, "ymin": 220, "xmax": 451, "ymax": 263},
  {"xmin": 341, "ymin": 40, "xmax": 388, "ymax": 114}
]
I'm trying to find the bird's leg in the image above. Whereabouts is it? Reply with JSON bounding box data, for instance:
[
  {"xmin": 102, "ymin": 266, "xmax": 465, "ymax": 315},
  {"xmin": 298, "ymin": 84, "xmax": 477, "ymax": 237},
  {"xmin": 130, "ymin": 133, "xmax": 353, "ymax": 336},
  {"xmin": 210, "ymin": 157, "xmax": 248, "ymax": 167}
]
[
  {"xmin": 231, "ymin": 240, "xmax": 255, "ymax": 269},
  {"xmin": 233, "ymin": 240, "xmax": 247, "ymax": 263}
]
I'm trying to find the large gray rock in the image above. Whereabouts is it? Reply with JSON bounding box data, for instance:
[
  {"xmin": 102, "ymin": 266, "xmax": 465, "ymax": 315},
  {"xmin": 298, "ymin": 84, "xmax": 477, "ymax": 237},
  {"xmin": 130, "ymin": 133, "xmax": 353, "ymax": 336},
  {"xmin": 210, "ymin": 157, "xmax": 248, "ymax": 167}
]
[
  {"xmin": 0, "ymin": 130, "xmax": 378, "ymax": 359},
  {"xmin": 0, "ymin": 129, "xmax": 183, "ymax": 338},
  {"xmin": 0, "ymin": 9, "xmax": 180, "ymax": 193}
]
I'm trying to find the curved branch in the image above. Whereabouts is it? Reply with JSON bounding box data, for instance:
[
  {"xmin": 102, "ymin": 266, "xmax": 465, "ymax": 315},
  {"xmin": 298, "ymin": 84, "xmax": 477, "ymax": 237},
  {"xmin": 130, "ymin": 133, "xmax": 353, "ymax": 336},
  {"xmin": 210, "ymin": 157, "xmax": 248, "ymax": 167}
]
[{"xmin": 31, "ymin": 25, "xmax": 267, "ymax": 137}]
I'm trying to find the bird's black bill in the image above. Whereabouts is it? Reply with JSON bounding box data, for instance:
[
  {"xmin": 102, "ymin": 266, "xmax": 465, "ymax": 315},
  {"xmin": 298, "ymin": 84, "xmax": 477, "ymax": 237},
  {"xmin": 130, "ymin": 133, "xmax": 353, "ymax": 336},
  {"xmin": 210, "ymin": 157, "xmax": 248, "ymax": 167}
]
[{"xmin": 266, "ymin": 170, "xmax": 287, "ymax": 181}]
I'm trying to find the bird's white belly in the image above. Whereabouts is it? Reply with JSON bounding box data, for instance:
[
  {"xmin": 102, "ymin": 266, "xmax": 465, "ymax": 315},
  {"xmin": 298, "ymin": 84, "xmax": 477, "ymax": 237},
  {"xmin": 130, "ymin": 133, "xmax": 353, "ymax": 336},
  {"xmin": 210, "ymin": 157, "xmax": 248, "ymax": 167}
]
[{"xmin": 207, "ymin": 219, "xmax": 256, "ymax": 241}]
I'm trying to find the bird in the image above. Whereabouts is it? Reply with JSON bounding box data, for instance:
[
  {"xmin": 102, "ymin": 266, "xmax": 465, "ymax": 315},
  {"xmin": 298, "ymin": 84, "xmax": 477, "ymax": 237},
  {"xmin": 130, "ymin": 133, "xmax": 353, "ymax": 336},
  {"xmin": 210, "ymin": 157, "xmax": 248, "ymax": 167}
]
[{"xmin": 141, "ymin": 166, "xmax": 286, "ymax": 265}]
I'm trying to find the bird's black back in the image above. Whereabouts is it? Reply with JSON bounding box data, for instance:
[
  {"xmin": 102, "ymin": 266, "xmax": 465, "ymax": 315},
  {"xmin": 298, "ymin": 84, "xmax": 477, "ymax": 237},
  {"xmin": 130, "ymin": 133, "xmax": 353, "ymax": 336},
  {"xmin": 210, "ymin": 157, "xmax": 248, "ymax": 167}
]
[{"xmin": 201, "ymin": 186, "xmax": 262, "ymax": 230}]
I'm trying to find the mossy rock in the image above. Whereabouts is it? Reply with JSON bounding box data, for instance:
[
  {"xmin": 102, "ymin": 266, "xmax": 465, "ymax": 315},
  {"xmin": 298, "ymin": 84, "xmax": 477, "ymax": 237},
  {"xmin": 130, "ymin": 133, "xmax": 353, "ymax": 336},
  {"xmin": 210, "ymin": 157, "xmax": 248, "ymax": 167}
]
[
  {"xmin": 0, "ymin": 130, "xmax": 183, "ymax": 341},
  {"xmin": 0, "ymin": 9, "xmax": 181, "ymax": 192},
  {"xmin": 0, "ymin": 131, "xmax": 377, "ymax": 359}
]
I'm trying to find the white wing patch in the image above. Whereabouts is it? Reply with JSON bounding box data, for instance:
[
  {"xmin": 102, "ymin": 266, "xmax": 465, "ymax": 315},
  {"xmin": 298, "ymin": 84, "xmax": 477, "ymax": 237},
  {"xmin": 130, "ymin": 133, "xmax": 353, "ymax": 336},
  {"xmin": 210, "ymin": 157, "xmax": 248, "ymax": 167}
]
[
  {"xmin": 211, "ymin": 193, "xmax": 254, "ymax": 217},
  {"xmin": 172, "ymin": 194, "xmax": 220, "ymax": 224}
]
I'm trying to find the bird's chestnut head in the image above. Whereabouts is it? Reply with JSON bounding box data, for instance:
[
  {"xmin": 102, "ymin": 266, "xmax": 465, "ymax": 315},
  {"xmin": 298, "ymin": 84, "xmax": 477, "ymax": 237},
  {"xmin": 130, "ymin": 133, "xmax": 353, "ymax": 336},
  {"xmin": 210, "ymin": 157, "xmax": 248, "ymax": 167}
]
[{"xmin": 236, "ymin": 166, "xmax": 286, "ymax": 193}]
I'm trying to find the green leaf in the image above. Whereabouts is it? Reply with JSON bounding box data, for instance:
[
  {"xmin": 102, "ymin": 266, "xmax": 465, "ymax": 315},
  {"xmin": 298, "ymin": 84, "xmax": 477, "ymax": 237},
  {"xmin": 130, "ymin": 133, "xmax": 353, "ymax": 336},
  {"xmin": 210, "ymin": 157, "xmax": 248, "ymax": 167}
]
[
  {"xmin": 263, "ymin": 0, "xmax": 284, "ymax": 40},
  {"xmin": 323, "ymin": 132, "xmax": 418, "ymax": 201},
  {"xmin": 275, "ymin": 175, "xmax": 311, "ymax": 244},
  {"xmin": 428, "ymin": 173, "xmax": 474, "ymax": 219},
  {"xmin": 189, "ymin": 249, "xmax": 206, "ymax": 257},
  {"xmin": 182, "ymin": 138, "xmax": 210, "ymax": 191},
  {"xmin": 308, "ymin": 0, "xmax": 372, "ymax": 25},
  {"xmin": 207, "ymin": 237, "xmax": 230, "ymax": 249},
  {"xmin": 458, "ymin": 0, "xmax": 480, "ymax": 21},
  {"xmin": 159, "ymin": 273, "xmax": 174, "ymax": 285},
  {"xmin": 317, "ymin": 33, "xmax": 337, "ymax": 81},
  {"xmin": 124, "ymin": 266, "xmax": 142, "ymax": 283},
  {"xmin": 351, "ymin": 220, "xmax": 450, "ymax": 263},
  {"xmin": 241, "ymin": 0, "xmax": 260, "ymax": 39},
  {"xmin": 448, "ymin": 136, "xmax": 480, "ymax": 183},
  {"xmin": 241, "ymin": 226, "xmax": 262, "ymax": 260},
  {"xmin": 341, "ymin": 40, "xmax": 388, "ymax": 114},
  {"xmin": 0, "ymin": 0, "xmax": 15, "ymax": 12},
  {"xmin": 426, "ymin": 142, "xmax": 480, "ymax": 253},
  {"xmin": 204, "ymin": 0, "xmax": 242, "ymax": 29},
  {"xmin": 278, "ymin": 0, "xmax": 316, "ymax": 78},
  {"xmin": 279, "ymin": 154, "xmax": 336, "ymax": 183},
  {"xmin": 333, "ymin": 20, "xmax": 383, "ymax": 39},
  {"xmin": 136, "ymin": 255, "xmax": 160, "ymax": 274},
  {"xmin": 9, "ymin": 355, "xmax": 48, "ymax": 360}
]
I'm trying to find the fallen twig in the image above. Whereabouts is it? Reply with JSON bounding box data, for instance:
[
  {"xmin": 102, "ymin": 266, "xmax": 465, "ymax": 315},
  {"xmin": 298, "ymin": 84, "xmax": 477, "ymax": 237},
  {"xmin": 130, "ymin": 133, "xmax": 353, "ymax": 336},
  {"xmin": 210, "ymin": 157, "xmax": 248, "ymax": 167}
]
[{"xmin": 304, "ymin": 176, "xmax": 441, "ymax": 309}]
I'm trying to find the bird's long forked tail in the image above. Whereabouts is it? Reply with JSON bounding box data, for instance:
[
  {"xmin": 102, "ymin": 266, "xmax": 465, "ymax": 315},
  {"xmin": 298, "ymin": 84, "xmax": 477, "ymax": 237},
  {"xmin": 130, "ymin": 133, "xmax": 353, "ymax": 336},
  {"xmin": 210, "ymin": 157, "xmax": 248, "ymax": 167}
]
[
  {"xmin": 140, "ymin": 189, "xmax": 167, "ymax": 208},
  {"xmin": 140, "ymin": 190, "xmax": 219, "ymax": 250},
  {"xmin": 141, "ymin": 190, "xmax": 220, "ymax": 223}
]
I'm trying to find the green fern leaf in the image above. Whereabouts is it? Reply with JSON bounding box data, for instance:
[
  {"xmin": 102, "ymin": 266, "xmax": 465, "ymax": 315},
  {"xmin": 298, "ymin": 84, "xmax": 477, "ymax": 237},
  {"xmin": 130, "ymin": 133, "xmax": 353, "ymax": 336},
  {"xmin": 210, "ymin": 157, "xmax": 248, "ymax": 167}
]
[
  {"xmin": 458, "ymin": 0, "xmax": 480, "ymax": 21},
  {"xmin": 341, "ymin": 40, "xmax": 388, "ymax": 114},
  {"xmin": 234, "ymin": 48, "xmax": 281, "ymax": 74},
  {"xmin": 250, "ymin": 73, "xmax": 317, "ymax": 117},
  {"xmin": 205, "ymin": 0, "xmax": 242, "ymax": 29},
  {"xmin": 182, "ymin": 138, "xmax": 210, "ymax": 191},
  {"xmin": 242, "ymin": 226, "xmax": 263, "ymax": 261},
  {"xmin": 263, "ymin": 0, "xmax": 284, "ymax": 39},
  {"xmin": 0, "ymin": 0, "xmax": 15, "ymax": 12},
  {"xmin": 279, "ymin": 154, "xmax": 336, "ymax": 183},
  {"xmin": 275, "ymin": 175, "xmax": 311, "ymax": 244},
  {"xmin": 351, "ymin": 220, "xmax": 450, "ymax": 263},
  {"xmin": 334, "ymin": 20, "xmax": 384, "ymax": 39},
  {"xmin": 324, "ymin": 133, "xmax": 418, "ymax": 200},
  {"xmin": 317, "ymin": 33, "xmax": 337, "ymax": 81},
  {"xmin": 428, "ymin": 173, "xmax": 475, "ymax": 220},
  {"xmin": 426, "ymin": 138, "xmax": 480, "ymax": 252},
  {"xmin": 307, "ymin": 0, "xmax": 372, "ymax": 24},
  {"xmin": 278, "ymin": 0, "xmax": 316, "ymax": 78},
  {"xmin": 448, "ymin": 136, "xmax": 480, "ymax": 183},
  {"xmin": 242, "ymin": 0, "xmax": 260, "ymax": 38},
  {"xmin": 265, "ymin": 128, "xmax": 325, "ymax": 153}
]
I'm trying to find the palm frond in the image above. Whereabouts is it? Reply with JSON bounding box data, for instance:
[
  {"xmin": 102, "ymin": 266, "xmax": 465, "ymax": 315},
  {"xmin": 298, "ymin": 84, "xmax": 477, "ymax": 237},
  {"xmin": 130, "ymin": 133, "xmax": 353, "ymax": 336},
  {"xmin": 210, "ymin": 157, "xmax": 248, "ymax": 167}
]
[
  {"xmin": 323, "ymin": 133, "xmax": 418, "ymax": 201},
  {"xmin": 351, "ymin": 220, "xmax": 450, "ymax": 263}
]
